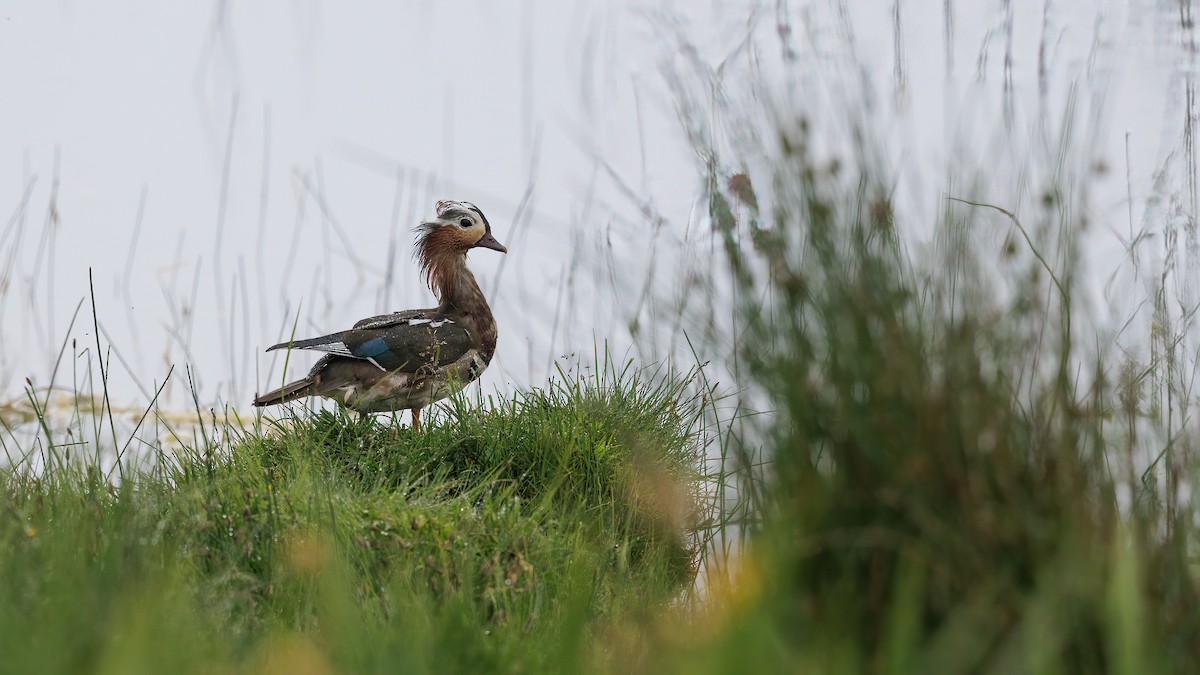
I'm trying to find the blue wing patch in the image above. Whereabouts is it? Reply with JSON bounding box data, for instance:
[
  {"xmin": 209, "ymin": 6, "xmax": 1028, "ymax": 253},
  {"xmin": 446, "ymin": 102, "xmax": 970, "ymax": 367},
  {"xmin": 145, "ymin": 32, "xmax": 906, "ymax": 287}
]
[{"xmin": 353, "ymin": 337, "xmax": 390, "ymax": 358}]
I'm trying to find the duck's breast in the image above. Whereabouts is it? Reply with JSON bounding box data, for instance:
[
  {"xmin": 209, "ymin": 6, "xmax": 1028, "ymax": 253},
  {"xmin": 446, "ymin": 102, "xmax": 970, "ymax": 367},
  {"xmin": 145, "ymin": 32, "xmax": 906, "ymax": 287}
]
[{"xmin": 339, "ymin": 347, "xmax": 491, "ymax": 414}]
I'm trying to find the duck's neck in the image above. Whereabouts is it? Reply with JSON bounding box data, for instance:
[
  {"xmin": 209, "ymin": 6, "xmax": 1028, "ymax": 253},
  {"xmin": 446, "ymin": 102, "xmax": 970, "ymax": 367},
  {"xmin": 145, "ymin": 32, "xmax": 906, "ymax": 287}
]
[
  {"xmin": 433, "ymin": 257, "xmax": 488, "ymax": 314},
  {"xmin": 427, "ymin": 253, "xmax": 498, "ymax": 357}
]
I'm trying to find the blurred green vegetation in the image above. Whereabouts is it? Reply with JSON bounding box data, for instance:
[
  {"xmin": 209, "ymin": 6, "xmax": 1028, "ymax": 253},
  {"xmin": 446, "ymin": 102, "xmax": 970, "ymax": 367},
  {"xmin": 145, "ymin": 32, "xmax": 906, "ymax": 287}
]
[{"xmin": 647, "ymin": 111, "xmax": 1200, "ymax": 672}]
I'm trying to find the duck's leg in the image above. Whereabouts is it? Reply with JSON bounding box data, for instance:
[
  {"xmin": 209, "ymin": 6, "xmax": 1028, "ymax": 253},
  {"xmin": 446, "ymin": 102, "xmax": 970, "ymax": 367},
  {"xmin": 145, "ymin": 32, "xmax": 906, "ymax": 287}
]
[
  {"xmin": 412, "ymin": 406, "xmax": 422, "ymax": 431},
  {"xmin": 340, "ymin": 391, "xmax": 361, "ymax": 422}
]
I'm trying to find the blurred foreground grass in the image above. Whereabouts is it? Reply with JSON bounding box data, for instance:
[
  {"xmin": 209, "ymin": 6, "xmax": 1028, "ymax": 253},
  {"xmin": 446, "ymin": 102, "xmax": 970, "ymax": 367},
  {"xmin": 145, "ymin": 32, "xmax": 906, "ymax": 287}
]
[{"xmin": 646, "ymin": 102, "xmax": 1200, "ymax": 670}]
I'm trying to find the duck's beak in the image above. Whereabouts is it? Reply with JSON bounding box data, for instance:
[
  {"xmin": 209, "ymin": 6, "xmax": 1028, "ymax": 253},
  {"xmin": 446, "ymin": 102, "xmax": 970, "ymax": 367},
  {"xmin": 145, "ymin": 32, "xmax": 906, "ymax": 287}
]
[{"xmin": 475, "ymin": 231, "xmax": 507, "ymax": 253}]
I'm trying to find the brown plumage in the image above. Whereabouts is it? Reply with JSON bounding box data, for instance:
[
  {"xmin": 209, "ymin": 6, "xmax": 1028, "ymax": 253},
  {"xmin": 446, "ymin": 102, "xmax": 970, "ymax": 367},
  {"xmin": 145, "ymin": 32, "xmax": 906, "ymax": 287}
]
[{"xmin": 253, "ymin": 200, "xmax": 506, "ymax": 429}]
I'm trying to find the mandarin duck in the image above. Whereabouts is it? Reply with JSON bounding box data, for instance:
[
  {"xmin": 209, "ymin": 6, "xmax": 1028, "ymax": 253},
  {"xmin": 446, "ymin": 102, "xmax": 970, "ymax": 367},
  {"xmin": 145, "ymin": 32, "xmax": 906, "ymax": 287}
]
[{"xmin": 253, "ymin": 200, "xmax": 506, "ymax": 429}]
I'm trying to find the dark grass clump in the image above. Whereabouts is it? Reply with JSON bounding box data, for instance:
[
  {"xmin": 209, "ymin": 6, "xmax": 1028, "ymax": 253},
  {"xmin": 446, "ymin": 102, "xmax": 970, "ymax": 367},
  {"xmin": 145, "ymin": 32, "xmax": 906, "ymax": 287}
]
[
  {"xmin": 661, "ymin": 119, "xmax": 1200, "ymax": 673},
  {"xmin": 0, "ymin": 358, "xmax": 706, "ymax": 674}
]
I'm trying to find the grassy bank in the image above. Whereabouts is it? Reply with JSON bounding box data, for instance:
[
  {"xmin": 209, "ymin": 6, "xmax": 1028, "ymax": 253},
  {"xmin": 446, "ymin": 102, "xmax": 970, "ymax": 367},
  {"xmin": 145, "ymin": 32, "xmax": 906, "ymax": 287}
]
[{"xmin": 0, "ymin": 360, "xmax": 707, "ymax": 673}]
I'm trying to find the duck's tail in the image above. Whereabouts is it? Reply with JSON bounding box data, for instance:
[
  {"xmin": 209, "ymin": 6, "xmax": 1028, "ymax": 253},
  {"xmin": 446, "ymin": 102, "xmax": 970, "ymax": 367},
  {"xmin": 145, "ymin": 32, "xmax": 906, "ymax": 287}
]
[{"xmin": 253, "ymin": 377, "xmax": 317, "ymax": 407}]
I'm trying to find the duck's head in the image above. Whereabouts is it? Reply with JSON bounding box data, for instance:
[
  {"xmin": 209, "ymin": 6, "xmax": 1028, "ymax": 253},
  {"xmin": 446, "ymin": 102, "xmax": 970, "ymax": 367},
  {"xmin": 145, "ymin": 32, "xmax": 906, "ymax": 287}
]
[
  {"xmin": 418, "ymin": 200, "xmax": 507, "ymax": 254},
  {"xmin": 416, "ymin": 200, "xmax": 507, "ymax": 296}
]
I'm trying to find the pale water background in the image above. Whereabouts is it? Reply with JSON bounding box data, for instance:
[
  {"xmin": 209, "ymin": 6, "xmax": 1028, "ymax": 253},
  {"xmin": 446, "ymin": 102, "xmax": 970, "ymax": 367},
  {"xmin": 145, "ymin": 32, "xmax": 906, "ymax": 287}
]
[{"xmin": 0, "ymin": 2, "xmax": 1195, "ymax": 457}]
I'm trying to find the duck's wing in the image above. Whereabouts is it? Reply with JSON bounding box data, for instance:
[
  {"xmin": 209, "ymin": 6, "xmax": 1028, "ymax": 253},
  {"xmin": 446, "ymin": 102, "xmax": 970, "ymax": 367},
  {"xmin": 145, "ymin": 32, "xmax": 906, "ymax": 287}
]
[
  {"xmin": 267, "ymin": 312, "xmax": 474, "ymax": 373},
  {"xmin": 350, "ymin": 308, "xmax": 439, "ymax": 331}
]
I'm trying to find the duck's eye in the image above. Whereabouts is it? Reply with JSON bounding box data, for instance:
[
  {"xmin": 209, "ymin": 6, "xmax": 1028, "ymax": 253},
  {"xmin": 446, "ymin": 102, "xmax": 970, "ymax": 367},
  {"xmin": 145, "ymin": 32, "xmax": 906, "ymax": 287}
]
[{"xmin": 458, "ymin": 218, "xmax": 472, "ymax": 228}]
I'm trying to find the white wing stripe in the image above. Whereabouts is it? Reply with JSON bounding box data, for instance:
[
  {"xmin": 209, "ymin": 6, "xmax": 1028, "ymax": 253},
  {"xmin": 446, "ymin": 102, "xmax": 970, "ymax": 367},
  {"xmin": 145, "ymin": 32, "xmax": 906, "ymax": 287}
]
[{"xmin": 306, "ymin": 341, "xmax": 353, "ymax": 356}]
